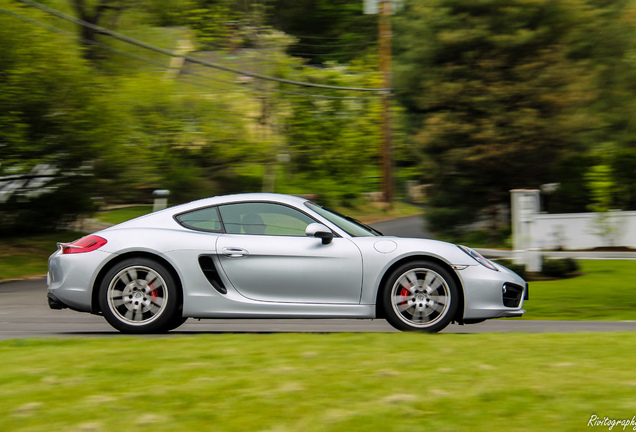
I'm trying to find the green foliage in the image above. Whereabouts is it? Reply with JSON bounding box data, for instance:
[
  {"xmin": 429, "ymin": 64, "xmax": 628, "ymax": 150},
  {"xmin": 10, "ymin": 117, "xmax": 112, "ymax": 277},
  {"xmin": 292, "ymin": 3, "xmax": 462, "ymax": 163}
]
[
  {"xmin": 136, "ymin": 0, "xmax": 191, "ymax": 27},
  {"xmin": 90, "ymin": 73, "xmax": 264, "ymax": 204},
  {"xmin": 540, "ymin": 257, "xmax": 580, "ymax": 278},
  {"xmin": 0, "ymin": 3, "xmax": 118, "ymax": 233},
  {"xmin": 266, "ymin": 0, "xmax": 378, "ymax": 64},
  {"xmin": 181, "ymin": 0, "xmax": 239, "ymax": 48},
  {"xmin": 546, "ymin": 154, "xmax": 597, "ymax": 213},
  {"xmin": 548, "ymin": 147, "xmax": 636, "ymax": 214},
  {"xmin": 278, "ymin": 67, "xmax": 383, "ymax": 205},
  {"xmin": 497, "ymin": 257, "xmax": 580, "ymax": 280},
  {"xmin": 586, "ymin": 163, "xmax": 614, "ymax": 213},
  {"xmin": 0, "ymin": 0, "xmax": 400, "ymax": 229},
  {"xmin": 611, "ymin": 148, "xmax": 636, "ymax": 210},
  {"xmin": 393, "ymin": 0, "xmax": 636, "ymax": 234},
  {"xmin": 584, "ymin": 159, "xmax": 622, "ymax": 244}
]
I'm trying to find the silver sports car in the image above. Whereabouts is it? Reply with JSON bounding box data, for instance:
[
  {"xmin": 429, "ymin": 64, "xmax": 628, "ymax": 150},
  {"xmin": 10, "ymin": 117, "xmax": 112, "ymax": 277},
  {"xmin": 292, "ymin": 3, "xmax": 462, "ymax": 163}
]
[{"xmin": 47, "ymin": 193, "xmax": 527, "ymax": 333}]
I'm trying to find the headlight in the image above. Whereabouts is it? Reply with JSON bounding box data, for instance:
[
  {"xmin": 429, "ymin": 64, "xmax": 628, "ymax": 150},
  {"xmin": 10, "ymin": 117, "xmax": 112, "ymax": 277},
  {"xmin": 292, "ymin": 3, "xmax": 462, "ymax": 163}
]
[{"xmin": 457, "ymin": 245, "xmax": 499, "ymax": 271}]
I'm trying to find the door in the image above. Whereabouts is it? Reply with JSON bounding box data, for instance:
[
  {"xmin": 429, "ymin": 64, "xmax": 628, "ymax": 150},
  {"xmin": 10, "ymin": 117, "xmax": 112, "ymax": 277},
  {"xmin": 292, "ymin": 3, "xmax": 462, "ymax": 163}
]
[{"xmin": 215, "ymin": 202, "xmax": 363, "ymax": 304}]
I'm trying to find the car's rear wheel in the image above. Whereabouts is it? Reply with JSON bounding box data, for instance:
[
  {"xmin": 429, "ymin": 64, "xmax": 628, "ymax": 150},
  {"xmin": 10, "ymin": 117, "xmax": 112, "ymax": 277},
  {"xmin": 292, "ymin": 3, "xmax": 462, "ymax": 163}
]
[
  {"xmin": 99, "ymin": 258, "xmax": 180, "ymax": 334},
  {"xmin": 382, "ymin": 261, "xmax": 458, "ymax": 333}
]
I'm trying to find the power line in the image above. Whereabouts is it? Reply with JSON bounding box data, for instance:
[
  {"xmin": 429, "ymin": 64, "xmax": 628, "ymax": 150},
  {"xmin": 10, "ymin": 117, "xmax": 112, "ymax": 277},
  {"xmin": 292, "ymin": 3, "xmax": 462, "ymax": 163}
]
[
  {"xmin": 292, "ymin": 40, "xmax": 377, "ymax": 48},
  {"xmin": 283, "ymin": 32, "xmax": 369, "ymax": 41},
  {"xmin": 0, "ymin": 7, "xmax": 244, "ymax": 91},
  {"xmin": 289, "ymin": 50, "xmax": 376, "ymax": 58},
  {"xmin": 0, "ymin": 7, "xmax": 383, "ymax": 101},
  {"xmin": 16, "ymin": 0, "xmax": 389, "ymax": 93}
]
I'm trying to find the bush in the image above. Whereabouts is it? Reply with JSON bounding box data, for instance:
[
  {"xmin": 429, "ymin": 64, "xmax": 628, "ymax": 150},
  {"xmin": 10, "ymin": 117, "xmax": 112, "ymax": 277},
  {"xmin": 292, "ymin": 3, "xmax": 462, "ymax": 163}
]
[
  {"xmin": 497, "ymin": 258, "xmax": 579, "ymax": 280},
  {"xmin": 541, "ymin": 257, "xmax": 580, "ymax": 278},
  {"xmin": 0, "ymin": 176, "xmax": 97, "ymax": 235},
  {"xmin": 564, "ymin": 257, "xmax": 580, "ymax": 274}
]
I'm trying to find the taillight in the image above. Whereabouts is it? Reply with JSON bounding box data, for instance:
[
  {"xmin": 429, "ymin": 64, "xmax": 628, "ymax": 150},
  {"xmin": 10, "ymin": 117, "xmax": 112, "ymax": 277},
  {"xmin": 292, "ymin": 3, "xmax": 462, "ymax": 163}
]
[{"xmin": 60, "ymin": 235, "xmax": 107, "ymax": 254}]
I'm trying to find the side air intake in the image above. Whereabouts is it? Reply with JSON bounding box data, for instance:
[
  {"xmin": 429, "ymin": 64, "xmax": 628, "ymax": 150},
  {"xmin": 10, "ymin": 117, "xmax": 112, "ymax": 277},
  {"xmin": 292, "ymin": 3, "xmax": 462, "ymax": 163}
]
[
  {"xmin": 502, "ymin": 282, "xmax": 524, "ymax": 308},
  {"xmin": 198, "ymin": 255, "xmax": 227, "ymax": 294}
]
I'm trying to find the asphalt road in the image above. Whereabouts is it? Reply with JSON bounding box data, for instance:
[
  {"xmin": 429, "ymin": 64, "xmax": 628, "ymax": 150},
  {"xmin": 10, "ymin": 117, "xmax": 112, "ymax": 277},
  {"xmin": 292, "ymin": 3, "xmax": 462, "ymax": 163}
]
[
  {"xmin": 2, "ymin": 278, "xmax": 636, "ymax": 340},
  {"xmin": 371, "ymin": 214, "xmax": 432, "ymax": 238}
]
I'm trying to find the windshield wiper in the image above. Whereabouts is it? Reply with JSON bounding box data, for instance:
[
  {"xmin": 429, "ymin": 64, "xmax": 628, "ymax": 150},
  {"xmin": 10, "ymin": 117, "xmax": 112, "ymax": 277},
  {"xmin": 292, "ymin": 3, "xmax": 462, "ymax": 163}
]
[{"xmin": 343, "ymin": 215, "xmax": 384, "ymax": 236}]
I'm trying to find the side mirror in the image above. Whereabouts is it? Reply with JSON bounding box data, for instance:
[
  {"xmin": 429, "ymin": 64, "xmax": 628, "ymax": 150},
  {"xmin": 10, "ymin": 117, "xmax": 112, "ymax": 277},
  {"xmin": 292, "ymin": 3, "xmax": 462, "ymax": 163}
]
[{"xmin": 305, "ymin": 223, "xmax": 334, "ymax": 245}]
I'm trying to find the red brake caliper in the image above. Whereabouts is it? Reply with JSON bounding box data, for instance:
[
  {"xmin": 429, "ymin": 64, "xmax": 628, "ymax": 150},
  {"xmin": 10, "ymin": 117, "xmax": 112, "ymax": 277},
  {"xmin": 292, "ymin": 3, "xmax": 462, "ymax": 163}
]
[
  {"xmin": 400, "ymin": 287, "xmax": 411, "ymax": 299},
  {"xmin": 149, "ymin": 282, "xmax": 158, "ymax": 299}
]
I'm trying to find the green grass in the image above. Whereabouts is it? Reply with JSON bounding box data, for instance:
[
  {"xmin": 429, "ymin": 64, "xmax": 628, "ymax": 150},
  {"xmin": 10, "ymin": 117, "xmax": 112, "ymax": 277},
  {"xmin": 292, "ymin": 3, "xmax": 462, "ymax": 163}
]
[
  {"xmin": 523, "ymin": 260, "xmax": 636, "ymax": 321},
  {"xmin": 1, "ymin": 333, "xmax": 635, "ymax": 431},
  {"xmin": 94, "ymin": 205, "xmax": 153, "ymax": 225},
  {"xmin": 0, "ymin": 231, "xmax": 85, "ymax": 280}
]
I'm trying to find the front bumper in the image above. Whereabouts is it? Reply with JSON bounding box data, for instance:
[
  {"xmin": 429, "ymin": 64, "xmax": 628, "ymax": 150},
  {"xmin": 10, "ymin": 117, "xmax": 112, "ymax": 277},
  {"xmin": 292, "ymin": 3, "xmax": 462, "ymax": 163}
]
[{"xmin": 456, "ymin": 263, "xmax": 528, "ymax": 321}]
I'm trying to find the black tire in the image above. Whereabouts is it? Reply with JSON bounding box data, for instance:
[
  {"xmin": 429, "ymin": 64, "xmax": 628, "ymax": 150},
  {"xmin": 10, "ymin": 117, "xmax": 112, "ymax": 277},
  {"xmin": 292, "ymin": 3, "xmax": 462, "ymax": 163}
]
[
  {"xmin": 382, "ymin": 261, "xmax": 458, "ymax": 333},
  {"xmin": 99, "ymin": 258, "xmax": 180, "ymax": 334},
  {"xmin": 165, "ymin": 316, "xmax": 188, "ymax": 332}
]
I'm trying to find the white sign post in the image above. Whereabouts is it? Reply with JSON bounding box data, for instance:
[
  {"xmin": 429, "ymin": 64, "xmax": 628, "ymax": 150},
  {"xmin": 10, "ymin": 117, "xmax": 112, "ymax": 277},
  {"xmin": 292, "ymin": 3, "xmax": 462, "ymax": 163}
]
[{"xmin": 510, "ymin": 189, "xmax": 542, "ymax": 272}]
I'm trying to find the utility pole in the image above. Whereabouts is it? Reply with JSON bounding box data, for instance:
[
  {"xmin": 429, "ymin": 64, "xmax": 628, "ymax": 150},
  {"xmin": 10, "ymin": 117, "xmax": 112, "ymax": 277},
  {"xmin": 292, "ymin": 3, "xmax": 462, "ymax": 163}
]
[{"xmin": 378, "ymin": 0, "xmax": 393, "ymax": 204}]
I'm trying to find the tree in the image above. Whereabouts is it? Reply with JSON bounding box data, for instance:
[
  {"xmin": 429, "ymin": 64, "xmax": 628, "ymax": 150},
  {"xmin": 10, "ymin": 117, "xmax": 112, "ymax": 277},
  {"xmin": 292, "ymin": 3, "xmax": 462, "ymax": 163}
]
[
  {"xmin": 267, "ymin": 0, "xmax": 378, "ymax": 64},
  {"xmin": 91, "ymin": 72, "xmax": 264, "ymax": 204},
  {"xmin": 179, "ymin": 0, "xmax": 239, "ymax": 49},
  {"xmin": 393, "ymin": 0, "xmax": 608, "ymax": 235},
  {"xmin": 274, "ymin": 60, "xmax": 380, "ymax": 205},
  {"xmin": 70, "ymin": 0, "xmax": 131, "ymax": 60},
  {"xmin": 0, "ymin": 3, "xmax": 120, "ymax": 233},
  {"xmin": 611, "ymin": 148, "xmax": 636, "ymax": 211}
]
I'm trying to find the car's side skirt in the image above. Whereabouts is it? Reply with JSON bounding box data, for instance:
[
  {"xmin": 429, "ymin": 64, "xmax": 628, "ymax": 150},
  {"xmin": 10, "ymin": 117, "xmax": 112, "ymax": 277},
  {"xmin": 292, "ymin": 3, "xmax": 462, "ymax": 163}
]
[{"xmin": 183, "ymin": 296, "xmax": 376, "ymax": 319}]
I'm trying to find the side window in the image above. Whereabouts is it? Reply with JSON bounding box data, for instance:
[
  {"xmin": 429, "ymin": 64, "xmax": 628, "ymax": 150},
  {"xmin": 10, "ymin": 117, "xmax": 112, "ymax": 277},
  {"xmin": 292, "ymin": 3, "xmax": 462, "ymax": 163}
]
[
  {"xmin": 218, "ymin": 202, "xmax": 316, "ymax": 236},
  {"xmin": 176, "ymin": 207, "xmax": 223, "ymax": 232}
]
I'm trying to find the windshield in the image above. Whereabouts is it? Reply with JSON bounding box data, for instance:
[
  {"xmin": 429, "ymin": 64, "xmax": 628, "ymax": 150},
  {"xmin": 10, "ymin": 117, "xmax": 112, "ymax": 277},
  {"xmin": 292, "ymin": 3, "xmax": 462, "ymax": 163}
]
[{"xmin": 305, "ymin": 202, "xmax": 382, "ymax": 237}]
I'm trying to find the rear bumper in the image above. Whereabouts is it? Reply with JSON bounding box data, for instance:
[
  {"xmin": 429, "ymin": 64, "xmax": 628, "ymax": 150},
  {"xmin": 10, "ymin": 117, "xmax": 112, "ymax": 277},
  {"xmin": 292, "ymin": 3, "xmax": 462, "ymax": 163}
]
[{"xmin": 47, "ymin": 248, "xmax": 112, "ymax": 313}]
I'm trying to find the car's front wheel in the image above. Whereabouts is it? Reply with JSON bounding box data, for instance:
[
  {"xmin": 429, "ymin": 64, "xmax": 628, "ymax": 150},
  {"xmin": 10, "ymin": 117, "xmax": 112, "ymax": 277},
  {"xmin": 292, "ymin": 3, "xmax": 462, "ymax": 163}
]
[
  {"xmin": 382, "ymin": 261, "xmax": 458, "ymax": 333},
  {"xmin": 99, "ymin": 258, "xmax": 180, "ymax": 334}
]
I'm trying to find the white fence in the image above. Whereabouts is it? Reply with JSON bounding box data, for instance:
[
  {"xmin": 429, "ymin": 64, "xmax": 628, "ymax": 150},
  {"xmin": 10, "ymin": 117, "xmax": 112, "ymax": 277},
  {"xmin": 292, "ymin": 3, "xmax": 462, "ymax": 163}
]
[
  {"xmin": 510, "ymin": 189, "xmax": 636, "ymax": 270},
  {"xmin": 529, "ymin": 211, "xmax": 636, "ymax": 250},
  {"xmin": 511, "ymin": 189, "xmax": 636, "ymax": 251}
]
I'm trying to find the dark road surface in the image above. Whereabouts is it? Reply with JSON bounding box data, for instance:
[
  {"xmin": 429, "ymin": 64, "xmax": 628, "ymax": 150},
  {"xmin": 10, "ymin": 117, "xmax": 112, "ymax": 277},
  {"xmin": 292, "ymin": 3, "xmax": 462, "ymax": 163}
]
[
  {"xmin": 371, "ymin": 214, "xmax": 432, "ymax": 239},
  {"xmin": 2, "ymin": 278, "xmax": 636, "ymax": 340}
]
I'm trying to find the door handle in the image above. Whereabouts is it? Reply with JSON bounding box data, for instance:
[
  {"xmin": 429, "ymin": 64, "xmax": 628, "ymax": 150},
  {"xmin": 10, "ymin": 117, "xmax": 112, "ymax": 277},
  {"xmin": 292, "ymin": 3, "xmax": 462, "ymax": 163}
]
[{"xmin": 222, "ymin": 247, "xmax": 249, "ymax": 258}]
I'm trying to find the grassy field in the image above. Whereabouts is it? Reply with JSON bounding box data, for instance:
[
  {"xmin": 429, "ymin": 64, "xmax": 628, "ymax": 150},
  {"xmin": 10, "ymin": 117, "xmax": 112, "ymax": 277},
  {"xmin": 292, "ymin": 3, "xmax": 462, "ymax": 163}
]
[
  {"xmin": 93, "ymin": 205, "xmax": 153, "ymax": 225},
  {"xmin": 523, "ymin": 260, "xmax": 636, "ymax": 321},
  {"xmin": 0, "ymin": 231, "xmax": 85, "ymax": 281},
  {"xmin": 1, "ymin": 332, "xmax": 635, "ymax": 431}
]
